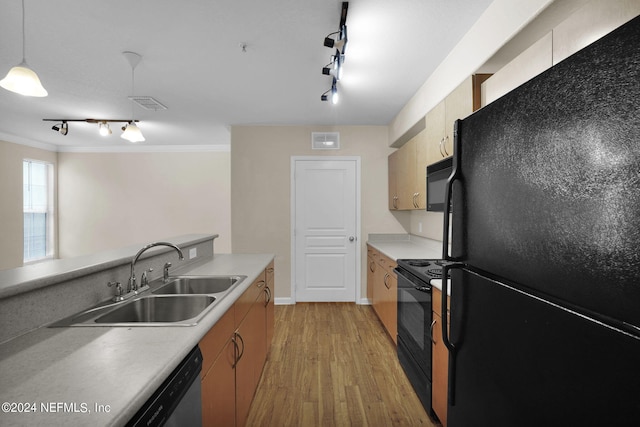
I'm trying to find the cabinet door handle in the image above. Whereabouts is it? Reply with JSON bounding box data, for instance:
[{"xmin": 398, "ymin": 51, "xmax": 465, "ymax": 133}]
[
  {"xmin": 231, "ymin": 336, "xmax": 240, "ymax": 368},
  {"xmin": 233, "ymin": 332, "xmax": 245, "ymax": 367},
  {"xmin": 443, "ymin": 136, "xmax": 450, "ymax": 156},
  {"xmin": 257, "ymin": 280, "xmax": 265, "ymax": 288},
  {"xmin": 430, "ymin": 319, "xmax": 437, "ymax": 344},
  {"xmin": 383, "ymin": 273, "xmax": 390, "ymax": 289},
  {"xmin": 369, "ymin": 260, "xmax": 375, "ymax": 272},
  {"xmin": 439, "ymin": 138, "xmax": 445, "ymax": 157},
  {"xmin": 264, "ymin": 286, "xmax": 271, "ymax": 306}
]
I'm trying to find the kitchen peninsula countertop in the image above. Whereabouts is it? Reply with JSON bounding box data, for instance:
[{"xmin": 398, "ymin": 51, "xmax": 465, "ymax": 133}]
[{"xmin": 0, "ymin": 253, "xmax": 273, "ymax": 427}]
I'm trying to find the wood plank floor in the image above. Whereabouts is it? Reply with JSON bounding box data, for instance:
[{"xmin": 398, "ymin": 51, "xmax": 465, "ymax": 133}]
[{"xmin": 246, "ymin": 303, "xmax": 439, "ymax": 426}]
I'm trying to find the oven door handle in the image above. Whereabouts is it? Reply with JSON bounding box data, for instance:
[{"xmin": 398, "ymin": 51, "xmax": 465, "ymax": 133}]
[{"xmin": 429, "ymin": 319, "xmax": 437, "ymax": 344}]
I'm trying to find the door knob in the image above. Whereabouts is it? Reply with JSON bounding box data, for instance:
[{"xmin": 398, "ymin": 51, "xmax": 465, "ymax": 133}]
[{"xmin": 349, "ymin": 236, "xmax": 356, "ymax": 242}]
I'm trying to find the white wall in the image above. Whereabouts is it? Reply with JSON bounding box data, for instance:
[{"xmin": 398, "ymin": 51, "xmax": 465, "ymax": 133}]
[
  {"xmin": 57, "ymin": 150, "xmax": 231, "ymax": 258},
  {"xmin": 230, "ymin": 126, "xmax": 405, "ymax": 301}
]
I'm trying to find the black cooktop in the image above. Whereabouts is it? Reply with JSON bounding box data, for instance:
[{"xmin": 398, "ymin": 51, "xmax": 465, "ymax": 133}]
[{"xmin": 396, "ymin": 259, "xmax": 450, "ymax": 284}]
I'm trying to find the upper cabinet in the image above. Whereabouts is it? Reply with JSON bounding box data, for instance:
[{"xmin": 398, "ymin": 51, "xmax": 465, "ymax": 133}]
[
  {"xmin": 390, "ymin": 74, "xmax": 490, "ymax": 211},
  {"xmin": 389, "ymin": 131, "xmax": 427, "ymax": 210}
]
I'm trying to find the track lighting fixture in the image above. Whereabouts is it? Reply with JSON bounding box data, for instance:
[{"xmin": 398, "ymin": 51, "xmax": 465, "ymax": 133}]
[
  {"xmin": 320, "ymin": 2, "xmax": 348, "ymax": 105},
  {"xmin": 98, "ymin": 122, "xmax": 111, "ymax": 136},
  {"xmin": 322, "ymin": 54, "xmax": 343, "ymax": 80},
  {"xmin": 43, "ymin": 118, "xmax": 140, "ymax": 140},
  {"xmin": 51, "ymin": 122, "xmax": 68, "ymax": 135},
  {"xmin": 0, "ymin": 0, "xmax": 48, "ymax": 97},
  {"xmin": 320, "ymin": 78, "xmax": 339, "ymax": 105},
  {"xmin": 324, "ymin": 25, "xmax": 348, "ymax": 54}
]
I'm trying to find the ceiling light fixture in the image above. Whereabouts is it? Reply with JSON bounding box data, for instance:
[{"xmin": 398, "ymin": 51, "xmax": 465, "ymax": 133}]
[
  {"xmin": 121, "ymin": 51, "xmax": 145, "ymax": 143},
  {"xmin": 43, "ymin": 118, "xmax": 139, "ymax": 138},
  {"xmin": 322, "ymin": 54, "xmax": 343, "ymax": 80},
  {"xmin": 320, "ymin": 78, "xmax": 339, "ymax": 105},
  {"xmin": 51, "ymin": 121, "xmax": 68, "ymax": 135},
  {"xmin": 320, "ymin": 2, "xmax": 348, "ymax": 105},
  {"xmin": 0, "ymin": 0, "xmax": 48, "ymax": 97},
  {"xmin": 98, "ymin": 122, "xmax": 111, "ymax": 136},
  {"xmin": 324, "ymin": 25, "xmax": 348, "ymax": 54}
]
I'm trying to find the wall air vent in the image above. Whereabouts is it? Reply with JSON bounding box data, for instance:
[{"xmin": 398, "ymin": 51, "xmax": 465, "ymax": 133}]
[
  {"xmin": 312, "ymin": 132, "xmax": 340, "ymax": 150},
  {"xmin": 128, "ymin": 96, "xmax": 167, "ymax": 111}
]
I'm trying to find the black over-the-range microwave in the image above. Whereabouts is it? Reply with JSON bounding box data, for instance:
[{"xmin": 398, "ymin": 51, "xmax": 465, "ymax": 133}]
[{"xmin": 426, "ymin": 156, "xmax": 453, "ymax": 212}]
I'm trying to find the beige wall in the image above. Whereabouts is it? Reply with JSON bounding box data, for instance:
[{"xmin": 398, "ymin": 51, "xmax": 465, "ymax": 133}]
[
  {"xmin": 57, "ymin": 150, "xmax": 231, "ymax": 258},
  {"xmin": 230, "ymin": 126, "xmax": 406, "ymax": 302},
  {"xmin": 0, "ymin": 140, "xmax": 58, "ymax": 270}
]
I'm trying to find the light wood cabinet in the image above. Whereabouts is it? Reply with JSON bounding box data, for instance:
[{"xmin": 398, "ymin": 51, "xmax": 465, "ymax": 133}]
[
  {"xmin": 200, "ymin": 264, "xmax": 274, "ymax": 427},
  {"xmin": 265, "ymin": 261, "xmax": 275, "ymax": 352},
  {"xmin": 388, "ymin": 150, "xmax": 399, "ymax": 210},
  {"xmin": 426, "ymin": 75, "xmax": 491, "ymax": 165},
  {"xmin": 368, "ymin": 245, "xmax": 398, "ymax": 344},
  {"xmin": 388, "ymin": 133, "xmax": 428, "ymax": 210},
  {"xmin": 390, "ymin": 74, "xmax": 488, "ymax": 211},
  {"xmin": 201, "ymin": 306, "xmax": 236, "ymax": 426},
  {"xmin": 366, "ymin": 248, "xmax": 375, "ymax": 301},
  {"xmin": 432, "ymin": 287, "xmax": 449, "ymax": 427}
]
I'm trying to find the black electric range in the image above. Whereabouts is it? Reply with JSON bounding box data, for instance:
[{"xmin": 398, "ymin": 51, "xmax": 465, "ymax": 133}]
[
  {"xmin": 396, "ymin": 259, "xmax": 450, "ymax": 285},
  {"xmin": 394, "ymin": 258, "xmax": 450, "ymax": 419}
]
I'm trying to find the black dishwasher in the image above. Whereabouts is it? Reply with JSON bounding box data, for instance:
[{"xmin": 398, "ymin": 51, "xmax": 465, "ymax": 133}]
[{"xmin": 127, "ymin": 346, "xmax": 203, "ymax": 427}]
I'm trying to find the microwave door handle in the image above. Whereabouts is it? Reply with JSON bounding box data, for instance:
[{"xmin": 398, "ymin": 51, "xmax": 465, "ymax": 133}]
[{"xmin": 442, "ymin": 120, "xmax": 462, "ymax": 261}]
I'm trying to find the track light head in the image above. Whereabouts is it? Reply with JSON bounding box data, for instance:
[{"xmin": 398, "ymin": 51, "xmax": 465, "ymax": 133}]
[
  {"xmin": 51, "ymin": 121, "xmax": 68, "ymax": 135},
  {"xmin": 321, "ymin": 78, "xmax": 339, "ymax": 104},
  {"xmin": 98, "ymin": 122, "xmax": 112, "ymax": 136}
]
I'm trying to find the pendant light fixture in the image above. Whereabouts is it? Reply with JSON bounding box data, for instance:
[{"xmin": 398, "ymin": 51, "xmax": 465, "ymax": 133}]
[
  {"xmin": 120, "ymin": 51, "xmax": 145, "ymax": 142},
  {"xmin": 0, "ymin": 0, "xmax": 48, "ymax": 97}
]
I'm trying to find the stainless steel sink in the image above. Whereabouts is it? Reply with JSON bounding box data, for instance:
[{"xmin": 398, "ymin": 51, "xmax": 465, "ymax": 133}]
[
  {"xmin": 50, "ymin": 274, "xmax": 245, "ymax": 327},
  {"xmin": 95, "ymin": 295, "xmax": 216, "ymax": 324},
  {"xmin": 50, "ymin": 294, "xmax": 218, "ymax": 327},
  {"xmin": 153, "ymin": 275, "xmax": 245, "ymax": 295}
]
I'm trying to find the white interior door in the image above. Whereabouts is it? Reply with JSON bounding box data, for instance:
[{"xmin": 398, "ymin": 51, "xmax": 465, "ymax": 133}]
[{"xmin": 293, "ymin": 158, "xmax": 359, "ymax": 302}]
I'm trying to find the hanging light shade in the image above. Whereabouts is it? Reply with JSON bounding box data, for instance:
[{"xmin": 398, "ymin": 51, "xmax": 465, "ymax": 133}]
[
  {"xmin": 0, "ymin": 61, "xmax": 48, "ymax": 97},
  {"xmin": 121, "ymin": 122, "xmax": 145, "ymax": 142},
  {"xmin": 0, "ymin": 0, "xmax": 47, "ymax": 97}
]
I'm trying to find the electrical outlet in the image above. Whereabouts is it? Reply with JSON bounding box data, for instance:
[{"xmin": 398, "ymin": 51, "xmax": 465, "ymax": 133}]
[
  {"xmin": 189, "ymin": 248, "xmax": 197, "ymax": 259},
  {"xmin": 418, "ymin": 222, "xmax": 423, "ymax": 233}
]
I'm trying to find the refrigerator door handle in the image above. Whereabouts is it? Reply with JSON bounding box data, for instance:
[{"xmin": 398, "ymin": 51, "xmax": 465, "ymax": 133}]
[
  {"xmin": 442, "ymin": 119, "xmax": 462, "ymax": 261},
  {"xmin": 442, "ymin": 262, "xmax": 465, "ymax": 406}
]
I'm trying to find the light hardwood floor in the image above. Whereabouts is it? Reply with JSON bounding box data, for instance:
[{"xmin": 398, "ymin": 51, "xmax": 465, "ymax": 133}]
[{"xmin": 246, "ymin": 302, "xmax": 439, "ymax": 426}]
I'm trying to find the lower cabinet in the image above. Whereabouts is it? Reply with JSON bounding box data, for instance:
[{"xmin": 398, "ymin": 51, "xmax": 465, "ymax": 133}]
[
  {"xmin": 200, "ymin": 265, "xmax": 274, "ymax": 427},
  {"xmin": 201, "ymin": 306, "xmax": 236, "ymax": 426},
  {"xmin": 432, "ymin": 287, "xmax": 449, "ymax": 426},
  {"xmin": 367, "ymin": 245, "xmax": 398, "ymax": 344}
]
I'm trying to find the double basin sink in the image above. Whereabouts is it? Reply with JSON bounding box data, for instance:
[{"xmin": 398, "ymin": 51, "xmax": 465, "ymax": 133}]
[{"xmin": 51, "ymin": 275, "xmax": 246, "ymax": 327}]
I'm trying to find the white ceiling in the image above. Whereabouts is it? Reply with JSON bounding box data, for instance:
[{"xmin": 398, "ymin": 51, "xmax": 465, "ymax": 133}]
[{"xmin": 0, "ymin": 0, "xmax": 493, "ymax": 149}]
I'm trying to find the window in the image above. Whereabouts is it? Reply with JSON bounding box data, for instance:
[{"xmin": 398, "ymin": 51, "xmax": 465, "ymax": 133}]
[{"xmin": 23, "ymin": 159, "xmax": 54, "ymax": 263}]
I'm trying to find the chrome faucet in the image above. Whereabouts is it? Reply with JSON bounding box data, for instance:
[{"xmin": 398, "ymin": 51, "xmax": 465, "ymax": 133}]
[{"xmin": 129, "ymin": 242, "xmax": 184, "ymax": 293}]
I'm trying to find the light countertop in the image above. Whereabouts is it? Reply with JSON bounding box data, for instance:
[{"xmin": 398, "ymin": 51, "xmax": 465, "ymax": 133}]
[
  {"xmin": 0, "ymin": 253, "xmax": 273, "ymax": 427},
  {"xmin": 366, "ymin": 233, "xmax": 444, "ymax": 261}
]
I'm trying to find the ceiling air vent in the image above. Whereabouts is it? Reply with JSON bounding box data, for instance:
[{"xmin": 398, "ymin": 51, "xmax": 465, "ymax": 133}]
[
  {"xmin": 128, "ymin": 96, "xmax": 167, "ymax": 111},
  {"xmin": 312, "ymin": 132, "xmax": 340, "ymax": 149}
]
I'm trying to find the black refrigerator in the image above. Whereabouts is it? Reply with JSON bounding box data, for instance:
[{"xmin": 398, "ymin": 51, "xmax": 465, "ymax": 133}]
[{"xmin": 441, "ymin": 15, "xmax": 640, "ymax": 427}]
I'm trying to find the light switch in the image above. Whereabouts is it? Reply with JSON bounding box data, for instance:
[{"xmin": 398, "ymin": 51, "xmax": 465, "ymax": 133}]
[{"xmin": 189, "ymin": 248, "xmax": 197, "ymax": 259}]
